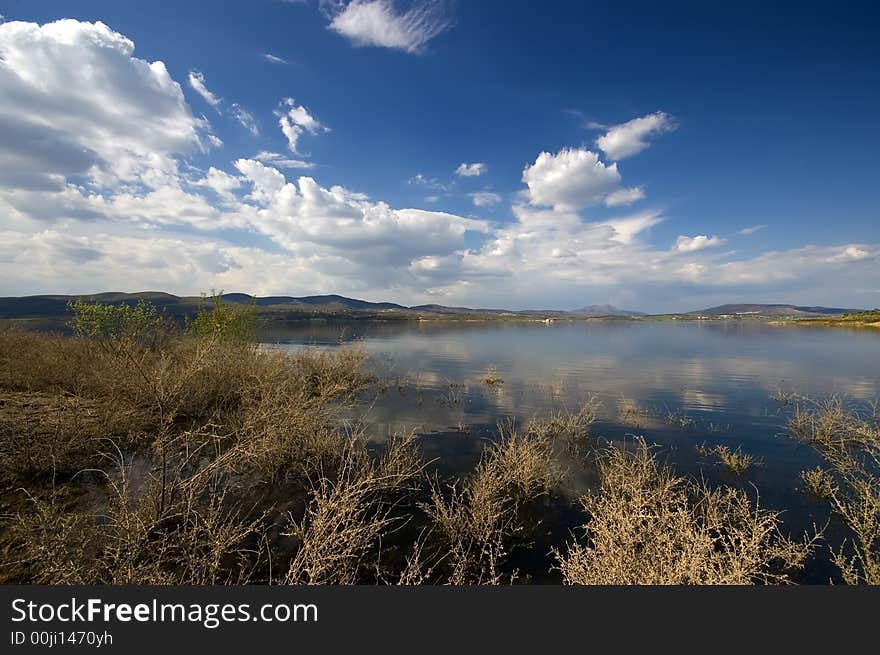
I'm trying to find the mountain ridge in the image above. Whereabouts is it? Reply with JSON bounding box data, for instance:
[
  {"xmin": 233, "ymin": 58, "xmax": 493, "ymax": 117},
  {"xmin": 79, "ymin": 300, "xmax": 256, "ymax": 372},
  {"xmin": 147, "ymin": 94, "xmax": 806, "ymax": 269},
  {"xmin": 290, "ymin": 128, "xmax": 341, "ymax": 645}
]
[{"xmin": 0, "ymin": 292, "xmax": 866, "ymax": 321}]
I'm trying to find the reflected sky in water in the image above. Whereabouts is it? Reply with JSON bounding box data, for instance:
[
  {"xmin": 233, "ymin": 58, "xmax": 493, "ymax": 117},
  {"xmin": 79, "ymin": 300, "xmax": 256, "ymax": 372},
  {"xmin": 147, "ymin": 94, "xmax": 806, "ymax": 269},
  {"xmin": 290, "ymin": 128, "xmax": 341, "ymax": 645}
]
[{"xmin": 263, "ymin": 319, "xmax": 879, "ymax": 552}]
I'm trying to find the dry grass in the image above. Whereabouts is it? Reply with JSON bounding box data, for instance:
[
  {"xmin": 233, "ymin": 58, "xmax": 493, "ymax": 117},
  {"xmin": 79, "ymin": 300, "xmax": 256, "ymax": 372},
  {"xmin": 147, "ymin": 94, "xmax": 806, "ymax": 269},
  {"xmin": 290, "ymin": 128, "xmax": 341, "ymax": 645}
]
[
  {"xmin": 8, "ymin": 451, "xmax": 265, "ymax": 585},
  {"xmin": 418, "ymin": 424, "xmax": 562, "ymax": 584},
  {"xmin": 283, "ymin": 433, "xmax": 423, "ymax": 585},
  {"xmin": 480, "ymin": 366, "xmax": 504, "ymax": 387},
  {"xmin": 801, "ymin": 467, "xmax": 836, "ymax": 501},
  {"xmin": 554, "ymin": 438, "xmax": 815, "ymax": 585},
  {"xmin": 4, "ymin": 321, "xmax": 867, "ymax": 586},
  {"xmin": 526, "ymin": 397, "xmax": 600, "ymax": 450},
  {"xmin": 0, "ymin": 325, "xmax": 377, "ymax": 584},
  {"xmin": 713, "ymin": 445, "xmax": 759, "ymax": 476},
  {"xmin": 665, "ymin": 409, "xmax": 694, "ymax": 429},
  {"xmin": 788, "ymin": 397, "xmax": 880, "ymax": 584}
]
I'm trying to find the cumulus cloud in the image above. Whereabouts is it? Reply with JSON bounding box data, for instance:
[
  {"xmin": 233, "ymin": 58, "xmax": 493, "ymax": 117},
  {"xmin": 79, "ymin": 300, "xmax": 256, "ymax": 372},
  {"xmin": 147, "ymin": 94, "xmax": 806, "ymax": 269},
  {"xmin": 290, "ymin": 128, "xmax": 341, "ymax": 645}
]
[
  {"xmin": 674, "ymin": 235, "xmax": 727, "ymax": 253},
  {"xmin": 191, "ymin": 167, "xmax": 242, "ymax": 202},
  {"xmin": 275, "ymin": 97, "xmax": 328, "ymax": 153},
  {"xmin": 605, "ymin": 186, "xmax": 645, "ymax": 207},
  {"xmin": 456, "ymin": 162, "xmax": 486, "ymax": 177},
  {"xmin": 323, "ymin": 0, "xmax": 452, "ymax": 54},
  {"xmin": 826, "ymin": 246, "xmax": 871, "ymax": 263},
  {"xmin": 0, "ymin": 19, "xmax": 214, "ymax": 192},
  {"xmin": 596, "ymin": 111, "xmax": 676, "ymax": 161},
  {"xmin": 522, "ymin": 148, "xmax": 621, "ymax": 210},
  {"xmin": 188, "ymin": 70, "xmax": 221, "ymax": 108},
  {"xmin": 469, "ymin": 191, "xmax": 501, "ymax": 207}
]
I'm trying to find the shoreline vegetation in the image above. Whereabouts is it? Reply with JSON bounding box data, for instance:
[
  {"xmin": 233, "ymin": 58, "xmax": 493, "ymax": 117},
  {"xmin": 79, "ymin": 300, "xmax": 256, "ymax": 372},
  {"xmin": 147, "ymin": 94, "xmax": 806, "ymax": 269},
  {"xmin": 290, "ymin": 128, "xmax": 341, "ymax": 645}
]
[
  {"xmin": 0, "ymin": 296, "xmax": 877, "ymax": 585},
  {"xmin": 768, "ymin": 310, "xmax": 880, "ymax": 328}
]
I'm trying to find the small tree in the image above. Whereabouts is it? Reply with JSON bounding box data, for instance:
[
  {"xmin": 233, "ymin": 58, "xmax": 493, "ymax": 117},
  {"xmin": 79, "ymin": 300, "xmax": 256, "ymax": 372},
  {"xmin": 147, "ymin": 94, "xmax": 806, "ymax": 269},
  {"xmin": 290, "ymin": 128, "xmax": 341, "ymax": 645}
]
[
  {"xmin": 67, "ymin": 298, "xmax": 166, "ymax": 351},
  {"xmin": 185, "ymin": 291, "xmax": 257, "ymax": 344}
]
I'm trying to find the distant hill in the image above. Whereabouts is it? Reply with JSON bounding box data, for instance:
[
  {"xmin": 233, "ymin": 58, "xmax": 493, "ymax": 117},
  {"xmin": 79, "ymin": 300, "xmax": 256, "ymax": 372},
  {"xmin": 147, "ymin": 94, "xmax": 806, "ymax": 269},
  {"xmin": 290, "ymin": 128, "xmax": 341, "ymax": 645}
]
[
  {"xmin": 0, "ymin": 292, "xmax": 408, "ymax": 320},
  {"xmin": 689, "ymin": 304, "xmax": 861, "ymax": 317},
  {"xmin": 0, "ymin": 293, "xmax": 865, "ymax": 323},
  {"xmin": 0, "ymin": 292, "xmax": 557, "ymax": 321},
  {"xmin": 571, "ymin": 304, "xmax": 646, "ymax": 317}
]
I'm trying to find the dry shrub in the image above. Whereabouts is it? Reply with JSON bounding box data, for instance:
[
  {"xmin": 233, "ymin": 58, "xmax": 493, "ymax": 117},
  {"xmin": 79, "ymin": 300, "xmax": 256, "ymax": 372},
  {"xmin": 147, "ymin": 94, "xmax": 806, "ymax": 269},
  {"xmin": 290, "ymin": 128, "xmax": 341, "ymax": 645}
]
[
  {"xmin": 8, "ymin": 453, "xmax": 264, "ymax": 585},
  {"xmin": 480, "ymin": 366, "xmax": 504, "ymax": 387},
  {"xmin": 290, "ymin": 347, "xmax": 372, "ymax": 401},
  {"xmin": 420, "ymin": 425, "xmax": 562, "ymax": 584},
  {"xmin": 801, "ymin": 467, "xmax": 836, "ymax": 501},
  {"xmin": 0, "ymin": 324, "xmax": 379, "ymax": 584},
  {"xmin": 788, "ymin": 397, "xmax": 880, "ymax": 584},
  {"xmin": 527, "ymin": 397, "xmax": 600, "ymax": 451},
  {"xmin": 713, "ymin": 444, "xmax": 758, "ymax": 475},
  {"xmin": 282, "ymin": 433, "xmax": 423, "ymax": 585},
  {"xmin": 0, "ymin": 328, "xmax": 95, "ymax": 393},
  {"xmin": 555, "ymin": 437, "xmax": 814, "ymax": 585}
]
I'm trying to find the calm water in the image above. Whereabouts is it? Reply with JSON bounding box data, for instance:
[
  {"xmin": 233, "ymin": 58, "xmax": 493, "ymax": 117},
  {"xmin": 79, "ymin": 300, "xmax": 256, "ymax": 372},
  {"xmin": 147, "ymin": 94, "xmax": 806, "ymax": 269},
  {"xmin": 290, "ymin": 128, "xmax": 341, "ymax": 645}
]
[{"xmin": 263, "ymin": 319, "xmax": 879, "ymax": 578}]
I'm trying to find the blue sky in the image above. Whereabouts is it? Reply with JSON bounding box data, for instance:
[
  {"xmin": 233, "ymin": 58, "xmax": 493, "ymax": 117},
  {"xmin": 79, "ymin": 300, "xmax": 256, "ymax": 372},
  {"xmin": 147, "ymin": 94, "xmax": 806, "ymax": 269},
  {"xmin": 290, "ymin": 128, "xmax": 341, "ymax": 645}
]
[{"xmin": 0, "ymin": 1, "xmax": 877, "ymax": 311}]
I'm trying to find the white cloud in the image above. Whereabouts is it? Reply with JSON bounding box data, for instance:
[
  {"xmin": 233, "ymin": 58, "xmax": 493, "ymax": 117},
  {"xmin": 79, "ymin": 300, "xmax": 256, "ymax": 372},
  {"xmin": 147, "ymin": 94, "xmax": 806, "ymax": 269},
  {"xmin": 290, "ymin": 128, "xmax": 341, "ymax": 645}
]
[
  {"xmin": 456, "ymin": 162, "xmax": 486, "ymax": 177},
  {"xmin": 192, "ymin": 167, "xmax": 242, "ymax": 201},
  {"xmin": 275, "ymin": 97, "xmax": 328, "ymax": 153},
  {"xmin": 324, "ymin": 1, "xmax": 451, "ymax": 54},
  {"xmin": 740, "ymin": 224, "xmax": 767, "ymax": 235},
  {"xmin": 605, "ymin": 186, "xmax": 645, "ymax": 207},
  {"xmin": 262, "ymin": 53, "xmax": 288, "ymax": 64},
  {"xmin": 470, "ymin": 191, "xmax": 501, "ymax": 207},
  {"xmin": 188, "ymin": 70, "xmax": 221, "ymax": 108},
  {"xmin": 407, "ymin": 173, "xmax": 448, "ymax": 191},
  {"xmin": 605, "ymin": 213, "xmax": 664, "ymax": 245},
  {"xmin": 596, "ymin": 111, "xmax": 676, "ymax": 161},
  {"xmin": 231, "ymin": 103, "xmax": 259, "ymax": 135},
  {"xmin": 0, "ymin": 19, "xmax": 214, "ymax": 192},
  {"xmin": 188, "ymin": 70, "xmax": 257, "ymax": 137},
  {"xmin": 254, "ymin": 151, "xmax": 315, "ymax": 169},
  {"xmin": 674, "ymin": 235, "xmax": 727, "ymax": 253},
  {"xmin": 0, "ymin": 20, "xmax": 876, "ymax": 312},
  {"xmin": 826, "ymin": 246, "xmax": 871, "ymax": 263},
  {"xmin": 522, "ymin": 147, "xmax": 621, "ymax": 210}
]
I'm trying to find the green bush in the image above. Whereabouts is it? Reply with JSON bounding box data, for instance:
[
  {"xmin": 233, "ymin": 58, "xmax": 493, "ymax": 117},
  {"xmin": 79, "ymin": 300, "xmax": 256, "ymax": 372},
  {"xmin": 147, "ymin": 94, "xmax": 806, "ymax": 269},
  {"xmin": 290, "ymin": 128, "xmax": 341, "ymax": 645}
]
[
  {"xmin": 67, "ymin": 298, "xmax": 166, "ymax": 349},
  {"xmin": 185, "ymin": 292, "xmax": 257, "ymax": 344}
]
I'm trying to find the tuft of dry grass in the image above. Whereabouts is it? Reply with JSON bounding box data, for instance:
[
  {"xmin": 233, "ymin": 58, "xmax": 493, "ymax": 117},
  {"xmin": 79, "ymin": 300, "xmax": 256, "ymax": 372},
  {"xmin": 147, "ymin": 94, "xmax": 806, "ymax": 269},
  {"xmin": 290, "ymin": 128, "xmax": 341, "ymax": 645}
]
[
  {"xmin": 713, "ymin": 445, "xmax": 758, "ymax": 476},
  {"xmin": 526, "ymin": 397, "xmax": 600, "ymax": 451},
  {"xmin": 480, "ymin": 366, "xmax": 504, "ymax": 387},
  {"xmin": 554, "ymin": 437, "xmax": 815, "ymax": 585},
  {"xmin": 665, "ymin": 409, "xmax": 694, "ymax": 429},
  {"xmin": 788, "ymin": 397, "xmax": 880, "ymax": 584},
  {"xmin": 419, "ymin": 424, "xmax": 562, "ymax": 584},
  {"xmin": 801, "ymin": 467, "xmax": 836, "ymax": 501}
]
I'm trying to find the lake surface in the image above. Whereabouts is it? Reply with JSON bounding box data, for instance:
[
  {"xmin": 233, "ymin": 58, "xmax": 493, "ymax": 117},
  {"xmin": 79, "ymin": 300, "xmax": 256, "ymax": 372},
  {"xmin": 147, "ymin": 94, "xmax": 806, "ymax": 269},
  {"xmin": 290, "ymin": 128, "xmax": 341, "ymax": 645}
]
[{"xmin": 262, "ymin": 319, "xmax": 879, "ymax": 580}]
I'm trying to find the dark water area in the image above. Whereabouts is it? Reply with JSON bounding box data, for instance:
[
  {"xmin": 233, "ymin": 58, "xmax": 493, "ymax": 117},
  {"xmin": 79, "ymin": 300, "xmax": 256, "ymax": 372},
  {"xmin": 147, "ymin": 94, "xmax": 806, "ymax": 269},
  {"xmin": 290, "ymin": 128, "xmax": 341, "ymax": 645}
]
[{"xmin": 261, "ymin": 319, "xmax": 880, "ymax": 582}]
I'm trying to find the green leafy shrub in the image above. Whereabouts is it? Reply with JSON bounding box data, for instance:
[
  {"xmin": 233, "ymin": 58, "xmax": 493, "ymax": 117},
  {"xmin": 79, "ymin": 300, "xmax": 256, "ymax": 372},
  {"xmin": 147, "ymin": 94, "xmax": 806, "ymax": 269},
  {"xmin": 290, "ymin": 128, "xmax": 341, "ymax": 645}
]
[{"xmin": 185, "ymin": 292, "xmax": 256, "ymax": 344}]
